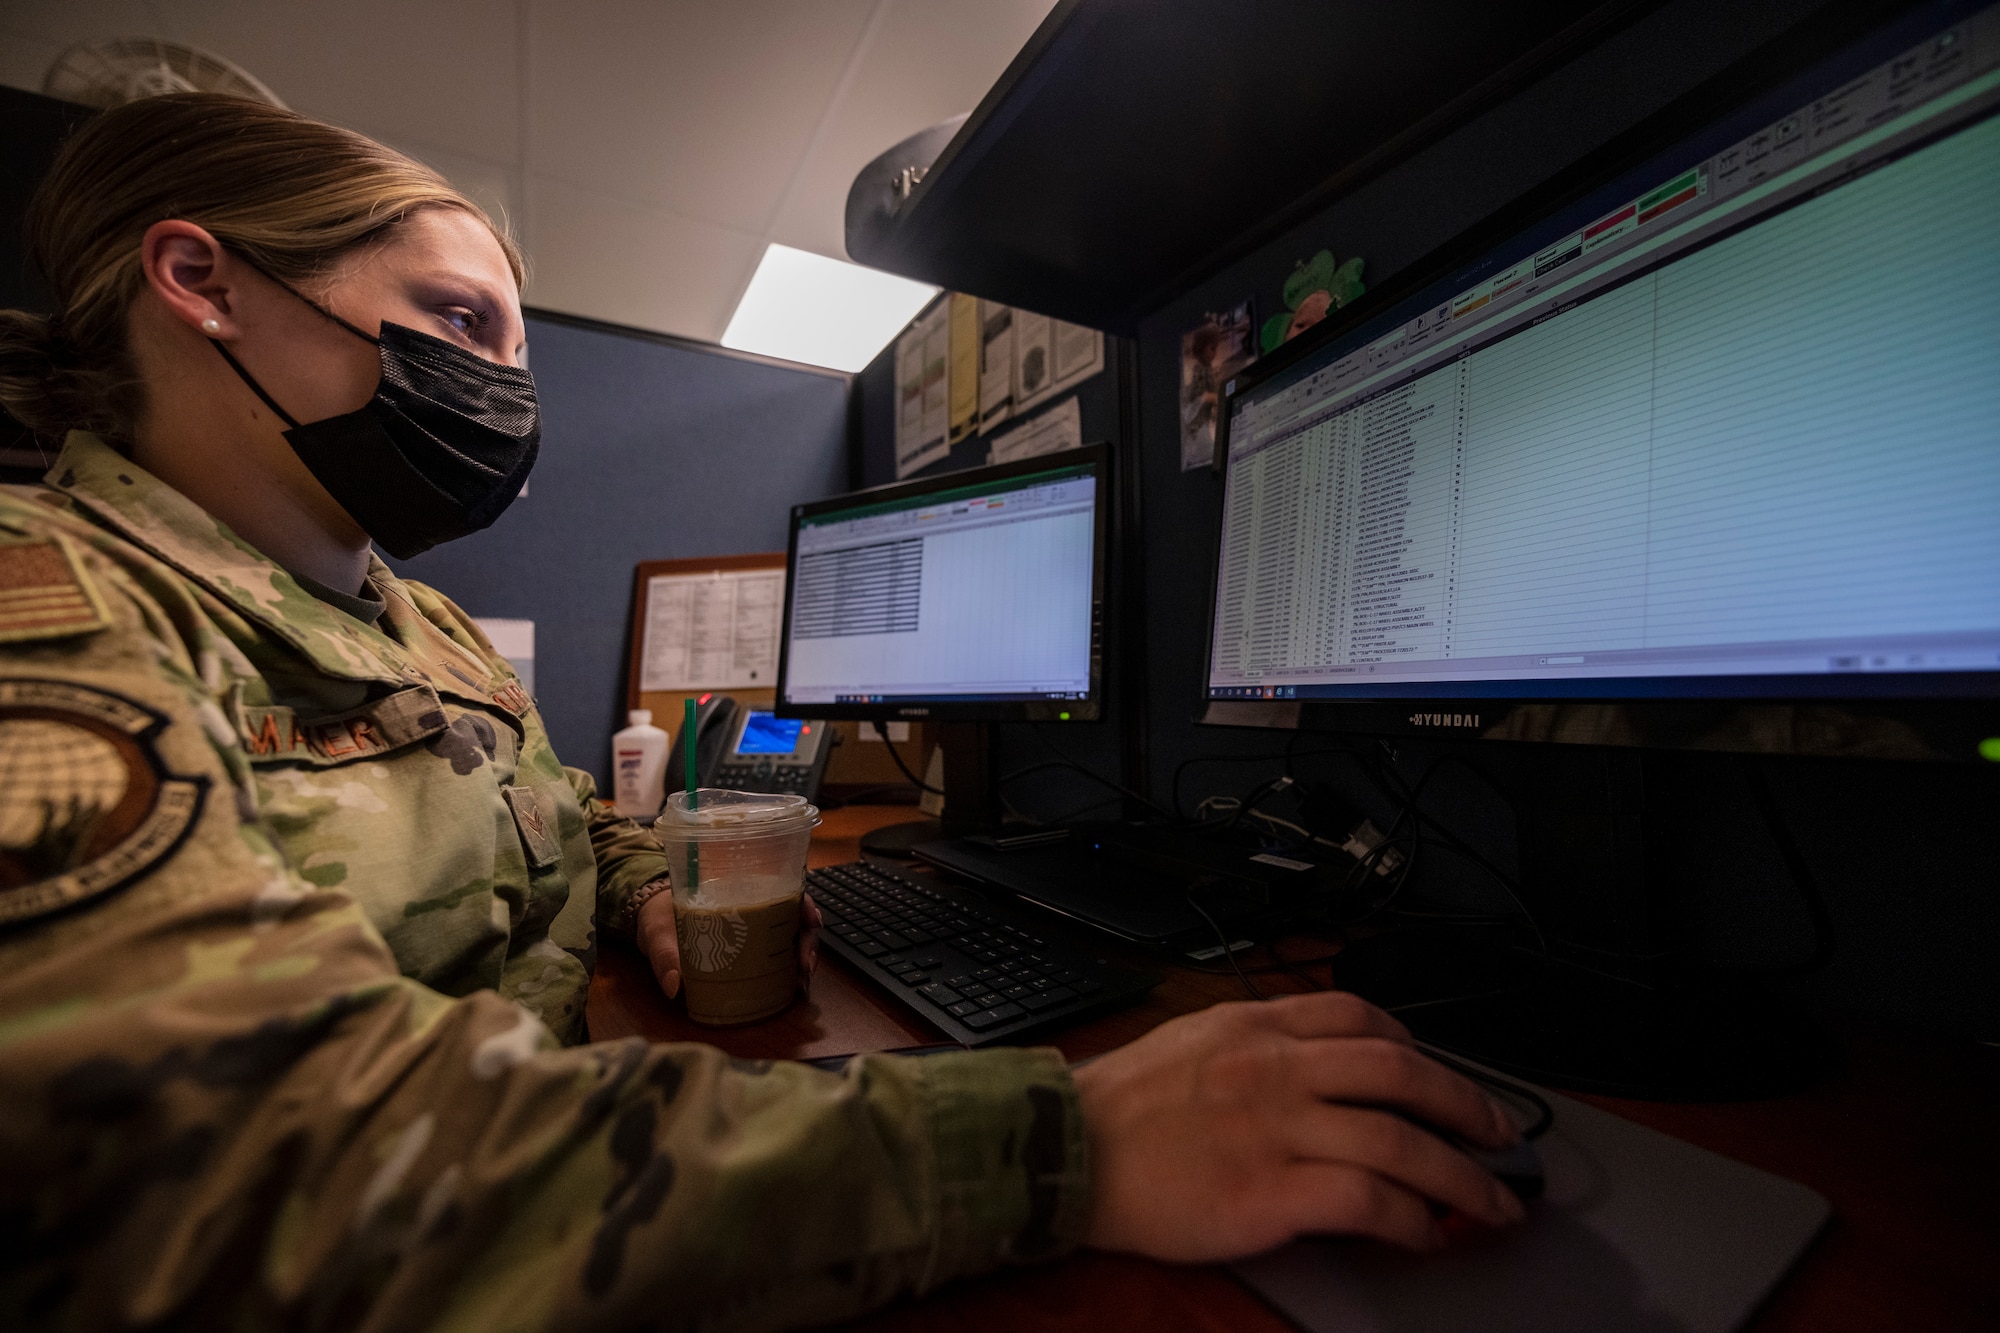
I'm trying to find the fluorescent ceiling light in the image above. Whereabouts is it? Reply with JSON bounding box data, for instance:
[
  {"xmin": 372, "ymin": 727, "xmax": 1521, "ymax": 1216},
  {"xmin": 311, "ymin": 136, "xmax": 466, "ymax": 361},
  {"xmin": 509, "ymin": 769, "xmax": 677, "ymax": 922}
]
[{"xmin": 722, "ymin": 243, "xmax": 938, "ymax": 372}]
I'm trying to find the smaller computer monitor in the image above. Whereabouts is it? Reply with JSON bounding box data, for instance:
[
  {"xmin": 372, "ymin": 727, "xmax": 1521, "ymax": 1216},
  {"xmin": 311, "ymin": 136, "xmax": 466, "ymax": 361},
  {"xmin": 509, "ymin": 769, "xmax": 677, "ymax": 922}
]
[{"xmin": 775, "ymin": 445, "xmax": 1108, "ymax": 722}]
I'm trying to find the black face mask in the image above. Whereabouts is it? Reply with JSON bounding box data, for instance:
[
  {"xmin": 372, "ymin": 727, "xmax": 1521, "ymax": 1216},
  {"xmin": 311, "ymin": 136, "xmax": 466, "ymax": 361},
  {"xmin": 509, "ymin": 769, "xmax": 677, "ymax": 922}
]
[{"xmin": 208, "ymin": 289, "xmax": 539, "ymax": 559}]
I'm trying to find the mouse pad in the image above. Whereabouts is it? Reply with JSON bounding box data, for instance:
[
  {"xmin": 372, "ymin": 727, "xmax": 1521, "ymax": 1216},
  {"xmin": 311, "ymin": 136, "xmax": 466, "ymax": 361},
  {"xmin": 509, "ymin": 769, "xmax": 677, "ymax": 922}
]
[{"xmin": 1230, "ymin": 1080, "xmax": 1829, "ymax": 1333}]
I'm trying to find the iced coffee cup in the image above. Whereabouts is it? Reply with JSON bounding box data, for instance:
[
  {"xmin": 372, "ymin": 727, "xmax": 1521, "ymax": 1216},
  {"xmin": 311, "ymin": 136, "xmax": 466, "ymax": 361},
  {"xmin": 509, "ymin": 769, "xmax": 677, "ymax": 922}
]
[{"xmin": 652, "ymin": 789, "xmax": 821, "ymax": 1026}]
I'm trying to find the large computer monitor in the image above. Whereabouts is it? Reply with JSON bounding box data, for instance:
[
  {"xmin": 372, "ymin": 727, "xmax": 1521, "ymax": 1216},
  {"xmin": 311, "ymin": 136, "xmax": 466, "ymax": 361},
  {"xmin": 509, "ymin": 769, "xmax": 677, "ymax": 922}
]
[
  {"xmin": 1195, "ymin": 3, "xmax": 2000, "ymax": 1095},
  {"xmin": 1203, "ymin": 2, "xmax": 2000, "ymax": 762},
  {"xmin": 776, "ymin": 445, "xmax": 1108, "ymax": 723}
]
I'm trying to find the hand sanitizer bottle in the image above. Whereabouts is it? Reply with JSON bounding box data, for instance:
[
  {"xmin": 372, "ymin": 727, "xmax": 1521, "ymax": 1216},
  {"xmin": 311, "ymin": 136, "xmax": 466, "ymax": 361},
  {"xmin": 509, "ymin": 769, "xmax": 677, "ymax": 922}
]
[{"xmin": 612, "ymin": 709, "xmax": 669, "ymax": 818}]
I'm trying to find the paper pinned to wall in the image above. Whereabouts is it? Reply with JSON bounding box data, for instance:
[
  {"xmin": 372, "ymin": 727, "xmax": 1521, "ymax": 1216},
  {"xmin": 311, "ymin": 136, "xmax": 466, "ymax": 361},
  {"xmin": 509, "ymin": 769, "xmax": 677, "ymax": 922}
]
[
  {"xmin": 895, "ymin": 324, "xmax": 924, "ymax": 464},
  {"xmin": 1016, "ymin": 311, "xmax": 1103, "ymax": 413},
  {"xmin": 1012, "ymin": 308, "xmax": 1055, "ymax": 412},
  {"xmin": 947, "ymin": 292, "xmax": 981, "ymax": 444},
  {"xmin": 894, "ymin": 299, "xmax": 951, "ymax": 478},
  {"xmin": 988, "ymin": 394, "xmax": 1082, "ymax": 465},
  {"xmin": 977, "ymin": 299, "xmax": 1015, "ymax": 434},
  {"xmin": 638, "ymin": 568, "xmax": 785, "ymax": 691},
  {"xmin": 1052, "ymin": 319, "xmax": 1104, "ymax": 390}
]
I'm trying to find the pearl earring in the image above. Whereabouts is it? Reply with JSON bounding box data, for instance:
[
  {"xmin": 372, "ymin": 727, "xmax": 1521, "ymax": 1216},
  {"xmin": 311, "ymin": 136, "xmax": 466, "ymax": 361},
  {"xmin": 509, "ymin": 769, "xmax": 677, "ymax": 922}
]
[{"xmin": 200, "ymin": 317, "xmax": 221, "ymax": 335}]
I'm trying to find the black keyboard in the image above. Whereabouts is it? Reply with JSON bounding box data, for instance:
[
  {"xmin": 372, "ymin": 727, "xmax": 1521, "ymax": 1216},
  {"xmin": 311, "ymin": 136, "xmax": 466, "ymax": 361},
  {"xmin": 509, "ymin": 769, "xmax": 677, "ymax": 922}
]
[{"xmin": 806, "ymin": 861, "xmax": 1156, "ymax": 1046}]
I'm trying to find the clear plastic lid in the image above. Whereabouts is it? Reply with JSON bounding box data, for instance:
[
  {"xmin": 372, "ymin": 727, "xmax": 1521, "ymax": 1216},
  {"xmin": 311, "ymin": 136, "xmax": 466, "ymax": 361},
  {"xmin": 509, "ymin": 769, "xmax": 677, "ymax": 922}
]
[{"xmin": 652, "ymin": 788, "xmax": 820, "ymax": 841}]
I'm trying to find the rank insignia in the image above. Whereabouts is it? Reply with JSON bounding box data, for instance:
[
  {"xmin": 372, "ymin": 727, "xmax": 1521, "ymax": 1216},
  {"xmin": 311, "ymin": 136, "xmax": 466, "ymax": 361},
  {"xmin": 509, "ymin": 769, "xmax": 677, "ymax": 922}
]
[
  {"xmin": 503, "ymin": 784, "xmax": 561, "ymax": 869},
  {"xmin": 0, "ymin": 679, "xmax": 207, "ymax": 925},
  {"xmin": 0, "ymin": 536, "xmax": 111, "ymax": 643},
  {"xmin": 491, "ymin": 679, "xmax": 532, "ymax": 716}
]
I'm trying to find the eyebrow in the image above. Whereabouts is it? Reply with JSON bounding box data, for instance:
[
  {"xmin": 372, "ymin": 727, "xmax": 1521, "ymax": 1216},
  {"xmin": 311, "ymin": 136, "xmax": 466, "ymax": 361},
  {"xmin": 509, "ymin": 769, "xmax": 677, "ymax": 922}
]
[
  {"xmin": 414, "ymin": 272, "xmax": 510, "ymax": 316},
  {"xmin": 465, "ymin": 280, "xmax": 511, "ymax": 320}
]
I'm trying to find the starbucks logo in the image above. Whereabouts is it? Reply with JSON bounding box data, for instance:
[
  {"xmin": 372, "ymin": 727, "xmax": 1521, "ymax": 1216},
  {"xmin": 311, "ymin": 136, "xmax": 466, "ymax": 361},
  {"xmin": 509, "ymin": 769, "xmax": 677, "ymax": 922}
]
[{"xmin": 683, "ymin": 910, "xmax": 749, "ymax": 971}]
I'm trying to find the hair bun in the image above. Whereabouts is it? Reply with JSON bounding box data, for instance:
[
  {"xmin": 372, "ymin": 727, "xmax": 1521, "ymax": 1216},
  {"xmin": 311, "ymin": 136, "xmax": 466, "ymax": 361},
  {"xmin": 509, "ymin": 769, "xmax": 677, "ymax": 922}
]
[{"xmin": 0, "ymin": 307, "xmax": 82, "ymax": 443}]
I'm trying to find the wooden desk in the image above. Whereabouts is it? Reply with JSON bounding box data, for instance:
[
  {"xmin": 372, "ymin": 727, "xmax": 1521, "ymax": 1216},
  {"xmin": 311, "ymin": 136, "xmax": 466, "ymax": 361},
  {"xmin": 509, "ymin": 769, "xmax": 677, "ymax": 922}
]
[
  {"xmin": 586, "ymin": 805, "xmax": 1292, "ymax": 1060},
  {"xmin": 587, "ymin": 806, "xmax": 2000, "ymax": 1333}
]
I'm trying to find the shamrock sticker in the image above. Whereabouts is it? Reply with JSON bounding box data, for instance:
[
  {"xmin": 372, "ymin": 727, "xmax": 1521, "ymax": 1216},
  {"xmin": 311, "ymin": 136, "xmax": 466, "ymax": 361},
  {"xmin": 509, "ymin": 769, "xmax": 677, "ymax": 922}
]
[{"xmin": 1261, "ymin": 251, "xmax": 1366, "ymax": 354}]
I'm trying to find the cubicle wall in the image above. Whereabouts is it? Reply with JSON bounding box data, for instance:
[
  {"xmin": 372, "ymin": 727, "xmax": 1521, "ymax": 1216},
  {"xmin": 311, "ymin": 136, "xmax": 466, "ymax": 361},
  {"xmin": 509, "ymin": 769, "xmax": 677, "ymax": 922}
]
[{"xmin": 394, "ymin": 311, "xmax": 849, "ymax": 788}]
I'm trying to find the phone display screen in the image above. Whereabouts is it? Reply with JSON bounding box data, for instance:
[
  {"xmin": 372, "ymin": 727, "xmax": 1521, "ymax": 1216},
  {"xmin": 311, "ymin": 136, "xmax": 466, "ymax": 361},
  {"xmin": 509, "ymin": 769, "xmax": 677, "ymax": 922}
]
[{"xmin": 735, "ymin": 711, "xmax": 806, "ymax": 756}]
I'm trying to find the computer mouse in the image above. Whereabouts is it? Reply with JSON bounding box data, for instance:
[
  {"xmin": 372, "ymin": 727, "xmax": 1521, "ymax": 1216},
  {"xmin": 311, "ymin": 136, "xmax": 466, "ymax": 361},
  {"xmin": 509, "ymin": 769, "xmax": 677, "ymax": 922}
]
[
  {"xmin": 1396, "ymin": 1112, "xmax": 1546, "ymax": 1202},
  {"xmin": 1463, "ymin": 1135, "xmax": 1546, "ymax": 1202}
]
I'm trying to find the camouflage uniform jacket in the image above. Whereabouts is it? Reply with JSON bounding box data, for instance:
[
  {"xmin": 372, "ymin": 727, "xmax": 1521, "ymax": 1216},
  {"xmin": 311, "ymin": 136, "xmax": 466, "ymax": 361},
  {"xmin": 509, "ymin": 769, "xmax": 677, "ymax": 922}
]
[{"xmin": 0, "ymin": 433, "xmax": 1091, "ymax": 1331}]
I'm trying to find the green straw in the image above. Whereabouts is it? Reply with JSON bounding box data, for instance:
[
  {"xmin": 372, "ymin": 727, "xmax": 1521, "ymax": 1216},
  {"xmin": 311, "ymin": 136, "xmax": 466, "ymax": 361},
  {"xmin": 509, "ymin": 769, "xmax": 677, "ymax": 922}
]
[{"xmin": 683, "ymin": 697, "xmax": 699, "ymax": 890}]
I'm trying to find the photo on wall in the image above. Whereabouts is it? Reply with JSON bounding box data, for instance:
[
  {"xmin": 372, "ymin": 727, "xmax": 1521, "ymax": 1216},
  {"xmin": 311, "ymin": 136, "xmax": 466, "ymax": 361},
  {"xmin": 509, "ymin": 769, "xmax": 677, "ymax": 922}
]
[{"xmin": 1179, "ymin": 299, "xmax": 1257, "ymax": 471}]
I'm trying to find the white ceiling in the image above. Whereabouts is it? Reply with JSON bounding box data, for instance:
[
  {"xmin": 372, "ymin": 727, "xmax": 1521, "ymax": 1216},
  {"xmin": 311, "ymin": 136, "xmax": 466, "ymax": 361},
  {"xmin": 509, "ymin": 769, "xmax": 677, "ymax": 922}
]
[{"xmin": 0, "ymin": 0, "xmax": 1055, "ymax": 347}]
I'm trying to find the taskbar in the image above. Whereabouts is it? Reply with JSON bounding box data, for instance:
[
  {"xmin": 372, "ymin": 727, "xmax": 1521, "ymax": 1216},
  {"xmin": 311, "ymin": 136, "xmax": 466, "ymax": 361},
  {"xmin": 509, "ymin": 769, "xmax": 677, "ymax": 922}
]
[
  {"xmin": 1209, "ymin": 671, "xmax": 2000, "ymax": 701},
  {"xmin": 821, "ymin": 690, "xmax": 1089, "ymax": 704}
]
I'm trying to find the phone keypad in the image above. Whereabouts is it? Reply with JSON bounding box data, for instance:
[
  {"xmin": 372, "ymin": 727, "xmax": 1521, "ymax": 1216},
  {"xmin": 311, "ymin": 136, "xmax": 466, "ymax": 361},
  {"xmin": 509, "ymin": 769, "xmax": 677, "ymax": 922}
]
[{"xmin": 713, "ymin": 763, "xmax": 812, "ymax": 795}]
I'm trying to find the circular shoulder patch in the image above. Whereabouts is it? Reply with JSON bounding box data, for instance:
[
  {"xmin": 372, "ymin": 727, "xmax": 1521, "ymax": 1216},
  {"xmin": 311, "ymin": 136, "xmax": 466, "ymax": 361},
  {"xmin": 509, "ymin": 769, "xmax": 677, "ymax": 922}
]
[{"xmin": 0, "ymin": 679, "xmax": 207, "ymax": 925}]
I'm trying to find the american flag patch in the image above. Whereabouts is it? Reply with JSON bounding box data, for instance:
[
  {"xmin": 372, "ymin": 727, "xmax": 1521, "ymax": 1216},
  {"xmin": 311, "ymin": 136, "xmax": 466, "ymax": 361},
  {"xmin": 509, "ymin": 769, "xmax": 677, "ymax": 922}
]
[{"xmin": 0, "ymin": 537, "xmax": 111, "ymax": 643}]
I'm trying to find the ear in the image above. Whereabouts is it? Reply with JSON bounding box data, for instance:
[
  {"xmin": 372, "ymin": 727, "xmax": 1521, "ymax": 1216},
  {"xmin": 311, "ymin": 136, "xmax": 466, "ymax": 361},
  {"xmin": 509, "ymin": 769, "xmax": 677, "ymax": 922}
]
[{"xmin": 140, "ymin": 220, "xmax": 243, "ymax": 339}]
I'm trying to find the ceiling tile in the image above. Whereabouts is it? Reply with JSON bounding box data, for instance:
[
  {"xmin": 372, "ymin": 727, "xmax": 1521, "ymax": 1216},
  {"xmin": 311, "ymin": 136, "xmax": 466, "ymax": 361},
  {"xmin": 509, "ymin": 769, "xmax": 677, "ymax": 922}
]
[
  {"xmin": 525, "ymin": 173, "xmax": 764, "ymax": 343},
  {"xmin": 527, "ymin": 0, "xmax": 875, "ymax": 234},
  {"xmin": 151, "ymin": 0, "xmax": 521, "ymax": 165},
  {"xmin": 1, "ymin": 0, "xmax": 1052, "ymax": 341}
]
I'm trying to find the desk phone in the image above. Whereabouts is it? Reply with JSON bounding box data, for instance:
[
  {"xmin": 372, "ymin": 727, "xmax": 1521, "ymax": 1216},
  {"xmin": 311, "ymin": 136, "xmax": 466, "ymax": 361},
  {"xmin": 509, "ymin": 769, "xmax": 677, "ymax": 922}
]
[{"xmin": 709, "ymin": 707, "xmax": 835, "ymax": 800}]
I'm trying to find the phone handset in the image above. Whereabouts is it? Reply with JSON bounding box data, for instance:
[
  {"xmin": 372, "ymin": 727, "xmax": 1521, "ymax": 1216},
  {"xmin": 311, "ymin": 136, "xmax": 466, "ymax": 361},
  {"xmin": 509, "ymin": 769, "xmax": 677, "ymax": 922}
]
[{"xmin": 669, "ymin": 692, "xmax": 741, "ymax": 792}]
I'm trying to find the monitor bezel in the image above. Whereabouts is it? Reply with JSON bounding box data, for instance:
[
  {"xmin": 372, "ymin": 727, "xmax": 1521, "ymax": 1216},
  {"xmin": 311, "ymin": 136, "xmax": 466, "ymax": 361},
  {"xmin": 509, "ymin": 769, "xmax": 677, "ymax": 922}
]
[
  {"xmin": 1196, "ymin": 1, "xmax": 2000, "ymax": 761},
  {"xmin": 774, "ymin": 443, "xmax": 1111, "ymax": 723}
]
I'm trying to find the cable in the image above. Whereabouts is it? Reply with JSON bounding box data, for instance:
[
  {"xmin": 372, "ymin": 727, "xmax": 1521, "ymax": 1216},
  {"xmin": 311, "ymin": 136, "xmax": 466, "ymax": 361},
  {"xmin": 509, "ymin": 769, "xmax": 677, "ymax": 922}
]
[
  {"xmin": 1361, "ymin": 755, "xmax": 1550, "ymax": 957},
  {"xmin": 1367, "ymin": 752, "xmax": 1523, "ymax": 895},
  {"xmin": 999, "ymin": 765, "xmax": 1142, "ymax": 827},
  {"xmin": 1025, "ymin": 724, "xmax": 1180, "ymax": 824},
  {"xmin": 1037, "ymin": 793, "xmax": 1129, "ymax": 825},
  {"xmin": 998, "ymin": 759, "xmax": 1100, "ymax": 789},
  {"xmin": 1040, "ymin": 739, "xmax": 1555, "ymax": 962},
  {"xmin": 1171, "ymin": 745, "xmax": 1366, "ymax": 821},
  {"xmin": 1395, "ymin": 832, "xmax": 1549, "ymax": 958},
  {"xmin": 1740, "ymin": 755, "xmax": 1836, "ymax": 976},
  {"xmin": 870, "ymin": 720, "xmax": 942, "ymax": 795},
  {"xmin": 1331, "ymin": 833, "xmax": 1421, "ymax": 927},
  {"xmin": 1184, "ymin": 878, "xmax": 1264, "ymax": 1000},
  {"xmin": 1225, "ymin": 776, "xmax": 1296, "ymax": 832}
]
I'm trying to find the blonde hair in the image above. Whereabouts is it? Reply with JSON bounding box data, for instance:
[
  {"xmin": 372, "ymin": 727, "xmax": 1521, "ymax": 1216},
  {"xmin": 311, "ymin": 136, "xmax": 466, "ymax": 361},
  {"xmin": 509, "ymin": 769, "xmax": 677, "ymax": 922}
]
[{"xmin": 0, "ymin": 92, "xmax": 522, "ymax": 446}]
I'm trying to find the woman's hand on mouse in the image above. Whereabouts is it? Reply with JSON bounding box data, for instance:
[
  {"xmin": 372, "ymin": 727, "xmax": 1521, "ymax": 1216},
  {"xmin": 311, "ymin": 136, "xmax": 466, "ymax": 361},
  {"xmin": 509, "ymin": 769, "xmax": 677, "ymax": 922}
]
[{"xmin": 1072, "ymin": 990, "xmax": 1526, "ymax": 1260}]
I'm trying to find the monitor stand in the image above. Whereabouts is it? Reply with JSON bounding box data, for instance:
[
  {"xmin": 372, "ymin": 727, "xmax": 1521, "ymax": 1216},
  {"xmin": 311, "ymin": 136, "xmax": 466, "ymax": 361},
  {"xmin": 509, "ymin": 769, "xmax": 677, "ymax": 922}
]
[
  {"xmin": 1330, "ymin": 747, "xmax": 1833, "ymax": 1100},
  {"xmin": 860, "ymin": 818, "xmax": 943, "ymax": 857},
  {"xmin": 857, "ymin": 722, "xmax": 996, "ymax": 858}
]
